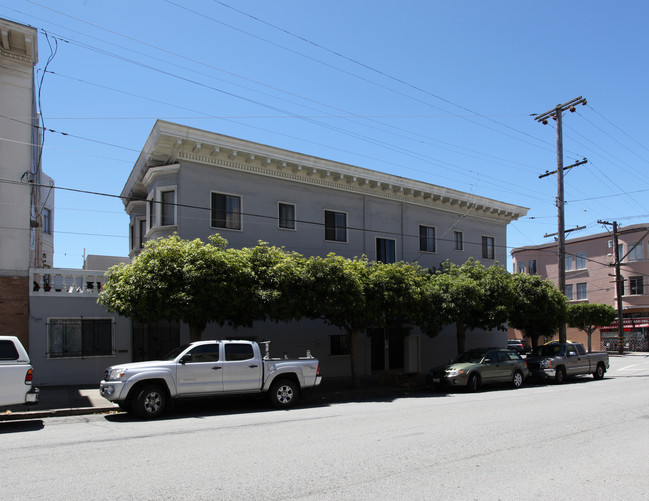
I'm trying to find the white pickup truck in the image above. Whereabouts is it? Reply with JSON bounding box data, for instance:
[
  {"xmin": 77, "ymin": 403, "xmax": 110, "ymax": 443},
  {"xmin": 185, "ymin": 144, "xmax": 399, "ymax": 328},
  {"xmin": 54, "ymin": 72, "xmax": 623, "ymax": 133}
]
[
  {"xmin": 0, "ymin": 336, "xmax": 39, "ymax": 409},
  {"xmin": 100, "ymin": 339, "xmax": 322, "ymax": 418}
]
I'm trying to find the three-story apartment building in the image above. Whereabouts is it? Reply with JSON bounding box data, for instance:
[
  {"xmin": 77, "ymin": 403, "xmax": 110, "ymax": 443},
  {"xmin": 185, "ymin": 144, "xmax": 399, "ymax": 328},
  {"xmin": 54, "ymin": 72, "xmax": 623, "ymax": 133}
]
[{"xmin": 120, "ymin": 120, "xmax": 528, "ymax": 379}]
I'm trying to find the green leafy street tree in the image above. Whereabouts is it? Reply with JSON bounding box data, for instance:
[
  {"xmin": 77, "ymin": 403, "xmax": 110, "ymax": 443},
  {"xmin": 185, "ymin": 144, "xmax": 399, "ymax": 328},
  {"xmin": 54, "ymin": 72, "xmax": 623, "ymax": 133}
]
[
  {"xmin": 507, "ymin": 273, "xmax": 567, "ymax": 350},
  {"xmin": 301, "ymin": 254, "xmax": 369, "ymax": 389},
  {"xmin": 99, "ymin": 234, "xmax": 259, "ymax": 342},
  {"xmin": 435, "ymin": 259, "xmax": 512, "ymax": 355},
  {"xmin": 566, "ymin": 303, "xmax": 616, "ymax": 352}
]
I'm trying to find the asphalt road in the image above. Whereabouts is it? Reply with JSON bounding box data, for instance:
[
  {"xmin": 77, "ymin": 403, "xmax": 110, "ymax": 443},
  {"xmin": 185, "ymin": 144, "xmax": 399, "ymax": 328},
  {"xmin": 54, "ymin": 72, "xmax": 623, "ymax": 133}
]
[{"xmin": 2, "ymin": 355, "xmax": 648, "ymax": 500}]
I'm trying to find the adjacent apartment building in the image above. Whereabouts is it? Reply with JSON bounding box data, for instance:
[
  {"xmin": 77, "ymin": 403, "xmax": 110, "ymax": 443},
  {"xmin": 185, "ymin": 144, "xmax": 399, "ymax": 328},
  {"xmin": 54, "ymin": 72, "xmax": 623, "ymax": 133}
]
[
  {"xmin": 511, "ymin": 224, "xmax": 649, "ymax": 351},
  {"xmin": 119, "ymin": 120, "xmax": 529, "ymax": 379},
  {"xmin": 0, "ymin": 18, "xmax": 54, "ymax": 346}
]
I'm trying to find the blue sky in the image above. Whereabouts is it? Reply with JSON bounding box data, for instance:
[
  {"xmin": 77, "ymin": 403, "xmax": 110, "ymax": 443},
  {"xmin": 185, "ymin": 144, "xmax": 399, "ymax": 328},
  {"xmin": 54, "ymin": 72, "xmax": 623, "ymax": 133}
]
[{"xmin": 2, "ymin": 0, "xmax": 648, "ymax": 270}]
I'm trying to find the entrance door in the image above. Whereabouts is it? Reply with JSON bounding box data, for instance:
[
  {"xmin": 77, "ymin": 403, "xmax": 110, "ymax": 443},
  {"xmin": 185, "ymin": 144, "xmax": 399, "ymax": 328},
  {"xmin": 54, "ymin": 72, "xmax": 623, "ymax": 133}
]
[
  {"xmin": 132, "ymin": 320, "xmax": 179, "ymax": 362},
  {"xmin": 369, "ymin": 327, "xmax": 405, "ymax": 371}
]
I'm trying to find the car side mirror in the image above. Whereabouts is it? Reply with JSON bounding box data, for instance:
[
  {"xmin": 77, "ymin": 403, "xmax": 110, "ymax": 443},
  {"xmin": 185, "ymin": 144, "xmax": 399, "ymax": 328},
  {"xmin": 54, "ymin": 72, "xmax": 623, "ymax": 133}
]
[
  {"xmin": 483, "ymin": 358, "xmax": 493, "ymax": 364},
  {"xmin": 180, "ymin": 354, "xmax": 192, "ymax": 364}
]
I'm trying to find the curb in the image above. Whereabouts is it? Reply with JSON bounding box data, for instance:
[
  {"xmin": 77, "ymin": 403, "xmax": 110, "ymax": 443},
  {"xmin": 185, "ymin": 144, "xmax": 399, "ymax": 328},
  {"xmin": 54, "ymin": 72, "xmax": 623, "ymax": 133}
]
[{"xmin": 0, "ymin": 406, "xmax": 119, "ymax": 422}]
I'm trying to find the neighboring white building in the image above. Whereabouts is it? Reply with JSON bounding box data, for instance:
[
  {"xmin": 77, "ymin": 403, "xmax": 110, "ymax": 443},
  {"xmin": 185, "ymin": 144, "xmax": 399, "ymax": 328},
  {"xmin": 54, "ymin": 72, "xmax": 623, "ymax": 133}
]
[
  {"xmin": 0, "ymin": 18, "xmax": 53, "ymax": 346},
  {"xmin": 118, "ymin": 120, "xmax": 529, "ymax": 380}
]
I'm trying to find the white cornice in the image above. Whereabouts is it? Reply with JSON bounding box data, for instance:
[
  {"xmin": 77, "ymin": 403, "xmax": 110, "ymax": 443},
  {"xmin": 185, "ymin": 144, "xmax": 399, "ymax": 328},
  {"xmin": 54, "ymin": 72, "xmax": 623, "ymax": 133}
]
[{"xmin": 123, "ymin": 120, "xmax": 529, "ymax": 223}]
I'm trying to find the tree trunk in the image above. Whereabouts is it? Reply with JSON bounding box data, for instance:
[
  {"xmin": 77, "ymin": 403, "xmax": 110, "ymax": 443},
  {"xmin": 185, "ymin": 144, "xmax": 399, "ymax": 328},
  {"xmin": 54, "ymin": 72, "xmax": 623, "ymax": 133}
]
[
  {"xmin": 456, "ymin": 322, "xmax": 466, "ymax": 355},
  {"xmin": 189, "ymin": 323, "xmax": 205, "ymax": 343},
  {"xmin": 587, "ymin": 328, "xmax": 594, "ymax": 353},
  {"xmin": 349, "ymin": 329, "xmax": 361, "ymax": 390}
]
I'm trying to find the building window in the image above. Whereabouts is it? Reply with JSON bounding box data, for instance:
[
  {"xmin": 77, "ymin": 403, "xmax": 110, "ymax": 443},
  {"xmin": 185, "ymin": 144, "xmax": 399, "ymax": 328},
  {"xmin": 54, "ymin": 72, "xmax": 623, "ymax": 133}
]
[
  {"xmin": 482, "ymin": 236, "xmax": 495, "ymax": 260},
  {"xmin": 147, "ymin": 195, "xmax": 155, "ymax": 230},
  {"xmin": 139, "ymin": 219, "xmax": 147, "ymax": 248},
  {"xmin": 528, "ymin": 260, "xmax": 537, "ymax": 275},
  {"xmin": 330, "ymin": 334, "xmax": 350, "ymax": 356},
  {"xmin": 628, "ymin": 243, "xmax": 644, "ymax": 262},
  {"xmin": 454, "ymin": 231, "xmax": 463, "ymax": 251},
  {"xmin": 518, "ymin": 261, "xmax": 525, "ymax": 274},
  {"xmin": 576, "ymin": 283, "xmax": 587, "ymax": 300},
  {"xmin": 376, "ymin": 238, "xmax": 396, "ymax": 263},
  {"xmin": 575, "ymin": 252, "xmax": 587, "ymax": 270},
  {"xmin": 565, "ymin": 254, "xmax": 573, "ymax": 271},
  {"xmin": 565, "ymin": 284, "xmax": 574, "ymax": 300},
  {"xmin": 617, "ymin": 243, "xmax": 624, "ymax": 261},
  {"xmin": 419, "ymin": 225, "xmax": 436, "ymax": 252},
  {"xmin": 211, "ymin": 193, "xmax": 241, "ymax": 230},
  {"xmin": 630, "ymin": 276, "xmax": 644, "ymax": 296},
  {"xmin": 48, "ymin": 318, "xmax": 113, "ymax": 358},
  {"xmin": 42, "ymin": 208, "xmax": 52, "ymax": 235},
  {"xmin": 325, "ymin": 210, "xmax": 347, "ymax": 242},
  {"xmin": 160, "ymin": 190, "xmax": 176, "ymax": 226},
  {"xmin": 278, "ymin": 203, "xmax": 296, "ymax": 230}
]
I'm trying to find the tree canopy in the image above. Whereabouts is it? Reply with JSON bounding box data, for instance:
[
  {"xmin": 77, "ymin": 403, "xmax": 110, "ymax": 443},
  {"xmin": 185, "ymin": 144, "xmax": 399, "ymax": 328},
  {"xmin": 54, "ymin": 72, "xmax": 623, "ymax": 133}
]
[
  {"xmin": 507, "ymin": 273, "xmax": 567, "ymax": 349},
  {"xmin": 566, "ymin": 303, "xmax": 616, "ymax": 352}
]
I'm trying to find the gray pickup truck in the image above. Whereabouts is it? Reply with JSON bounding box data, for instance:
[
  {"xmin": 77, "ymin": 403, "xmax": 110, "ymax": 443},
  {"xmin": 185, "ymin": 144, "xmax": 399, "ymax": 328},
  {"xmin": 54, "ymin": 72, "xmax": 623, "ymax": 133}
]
[
  {"xmin": 100, "ymin": 339, "xmax": 321, "ymax": 418},
  {"xmin": 525, "ymin": 341, "xmax": 609, "ymax": 383}
]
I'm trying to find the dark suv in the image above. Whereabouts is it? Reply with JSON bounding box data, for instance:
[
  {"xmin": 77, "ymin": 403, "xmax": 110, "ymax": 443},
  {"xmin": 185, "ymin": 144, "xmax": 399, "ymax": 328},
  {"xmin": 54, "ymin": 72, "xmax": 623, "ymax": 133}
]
[{"xmin": 507, "ymin": 339, "xmax": 528, "ymax": 355}]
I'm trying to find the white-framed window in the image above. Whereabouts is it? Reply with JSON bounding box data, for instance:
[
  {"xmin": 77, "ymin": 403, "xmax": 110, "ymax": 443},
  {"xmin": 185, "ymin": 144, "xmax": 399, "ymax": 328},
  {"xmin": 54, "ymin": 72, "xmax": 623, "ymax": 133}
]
[
  {"xmin": 565, "ymin": 284, "xmax": 574, "ymax": 300},
  {"xmin": 518, "ymin": 261, "xmax": 525, "ymax": 274},
  {"xmin": 211, "ymin": 192, "xmax": 241, "ymax": 230},
  {"xmin": 628, "ymin": 242, "xmax": 644, "ymax": 262},
  {"xmin": 575, "ymin": 252, "xmax": 587, "ymax": 270},
  {"xmin": 629, "ymin": 276, "xmax": 644, "ymax": 295},
  {"xmin": 376, "ymin": 238, "xmax": 396, "ymax": 263},
  {"xmin": 565, "ymin": 254, "xmax": 573, "ymax": 271},
  {"xmin": 419, "ymin": 225, "xmax": 436, "ymax": 253},
  {"xmin": 42, "ymin": 208, "xmax": 52, "ymax": 235},
  {"xmin": 528, "ymin": 260, "xmax": 537, "ymax": 275},
  {"xmin": 147, "ymin": 186, "xmax": 177, "ymax": 229},
  {"xmin": 454, "ymin": 231, "xmax": 463, "ymax": 251},
  {"xmin": 278, "ymin": 202, "xmax": 296, "ymax": 230},
  {"xmin": 482, "ymin": 236, "xmax": 495, "ymax": 260},
  {"xmin": 138, "ymin": 218, "xmax": 147, "ymax": 248},
  {"xmin": 576, "ymin": 282, "xmax": 588, "ymax": 300},
  {"xmin": 47, "ymin": 318, "xmax": 114, "ymax": 358},
  {"xmin": 160, "ymin": 189, "xmax": 176, "ymax": 226},
  {"xmin": 324, "ymin": 210, "xmax": 347, "ymax": 242}
]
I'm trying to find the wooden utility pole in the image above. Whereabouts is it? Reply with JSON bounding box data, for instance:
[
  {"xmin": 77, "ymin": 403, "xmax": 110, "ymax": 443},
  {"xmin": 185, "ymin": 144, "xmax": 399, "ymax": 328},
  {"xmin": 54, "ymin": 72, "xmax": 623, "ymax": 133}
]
[
  {"xmin": 534, "ymin": 97, "xmax": 587, "ymax": 344},
  {"xmin": 599, "ymin": 220, "xmax": 626, "ymax": 354}
]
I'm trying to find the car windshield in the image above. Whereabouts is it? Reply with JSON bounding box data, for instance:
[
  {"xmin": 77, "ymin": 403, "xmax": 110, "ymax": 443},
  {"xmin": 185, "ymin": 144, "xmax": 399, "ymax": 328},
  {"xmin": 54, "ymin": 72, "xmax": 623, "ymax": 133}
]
[
  {"xmin": 453, "ymin": 350, "xmax": 488, "ymax": 364},
  {"xmin": 531, "ymin": 344, "xmax": 563, "ymax": 357},
  {"xmin": 162, "ymin": 344, "xmax": 191, "ymax": 361}
]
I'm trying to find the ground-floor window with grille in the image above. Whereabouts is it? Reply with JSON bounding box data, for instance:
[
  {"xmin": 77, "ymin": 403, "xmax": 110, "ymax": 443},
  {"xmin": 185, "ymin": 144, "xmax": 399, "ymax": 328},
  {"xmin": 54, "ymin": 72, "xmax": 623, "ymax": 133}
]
[{"xmin": 48, "ymin": 318, "xmax": 114, "ymax": 358}]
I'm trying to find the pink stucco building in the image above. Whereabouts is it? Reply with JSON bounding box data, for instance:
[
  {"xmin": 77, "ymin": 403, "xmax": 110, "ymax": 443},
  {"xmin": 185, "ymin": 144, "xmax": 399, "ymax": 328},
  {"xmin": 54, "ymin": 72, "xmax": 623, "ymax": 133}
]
[{"xmin": 511, "ymin": 223, "xmax": 649, "ymax": 352}]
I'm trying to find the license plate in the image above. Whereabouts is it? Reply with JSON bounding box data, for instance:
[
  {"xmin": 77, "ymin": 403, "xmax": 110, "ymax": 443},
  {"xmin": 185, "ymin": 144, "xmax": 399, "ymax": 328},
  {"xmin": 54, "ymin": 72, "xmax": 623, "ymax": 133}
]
[{"xmin": 432, "ymin": 378, "xmax": 440, "ymax": 383}]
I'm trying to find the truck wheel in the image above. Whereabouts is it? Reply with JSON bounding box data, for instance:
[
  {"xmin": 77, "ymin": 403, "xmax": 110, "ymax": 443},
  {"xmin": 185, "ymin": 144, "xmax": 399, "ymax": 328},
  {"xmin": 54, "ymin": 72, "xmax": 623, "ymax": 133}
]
[
  {"xmin": 133, "ymin": 384, "xmax": 166, "ymax": 419},
  {"xmin": 554, "ymin": 367, "xmax": 566, "ymax": 384},
  {"xmin": 512, "ymin": 370, "xmax": 524, "ymax": 389},
  {"xmin": 269, "ymin": 379, "xmax": 299, "ymax": 409},
  {"xmin": 467, "ymin": 373, "xmax": 479, "ymax": 392},
  {"xmin": 593, "ymin": 363, "xmax": 605, "ymax": 380}
]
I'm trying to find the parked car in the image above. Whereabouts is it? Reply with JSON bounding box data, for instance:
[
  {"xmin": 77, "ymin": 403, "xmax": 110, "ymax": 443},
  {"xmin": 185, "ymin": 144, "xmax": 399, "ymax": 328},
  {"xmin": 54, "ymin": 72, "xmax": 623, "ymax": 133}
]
[
  {"xmin": 426, "ymin": 348, "xmax": 529, "ymax": 392},
  {"xmin": 507, "ymin": 338, "xmax": 529, "ymax": 354},
  {"xmin": 100, "ymin": 339, "xmax": 321, "ymax": 419},
  {"xmin": 525, "ymin": 341, "xmax": 609, "ymax": 383},
  {"xmin": 0, "ymin": 336, "xmax": 39, "ymax": 409}
]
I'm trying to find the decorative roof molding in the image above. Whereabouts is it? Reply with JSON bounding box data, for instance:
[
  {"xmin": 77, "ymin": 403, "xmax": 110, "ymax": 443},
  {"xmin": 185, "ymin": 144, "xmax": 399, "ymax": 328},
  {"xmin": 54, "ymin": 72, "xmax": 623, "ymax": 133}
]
[
  {"xmin": 0, "ymin": 19, "xmax": 38, "ymax": 65},
  {"xmin": 123, "ymin": 120, "xmax": 529, "ymax": 223}
]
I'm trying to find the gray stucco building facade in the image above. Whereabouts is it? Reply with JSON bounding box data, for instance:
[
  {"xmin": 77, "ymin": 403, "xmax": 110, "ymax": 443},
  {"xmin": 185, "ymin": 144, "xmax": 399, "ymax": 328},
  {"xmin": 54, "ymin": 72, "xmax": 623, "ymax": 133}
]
[{"xmin": 116, "ymin": 120, "xmax": 528, "ymax": 382}]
